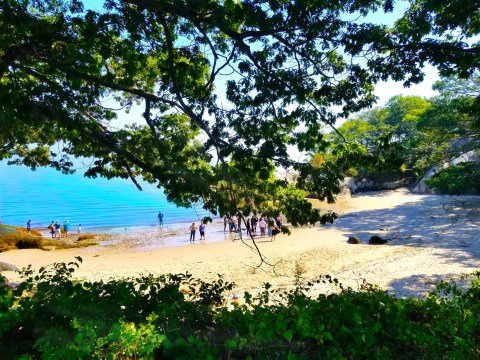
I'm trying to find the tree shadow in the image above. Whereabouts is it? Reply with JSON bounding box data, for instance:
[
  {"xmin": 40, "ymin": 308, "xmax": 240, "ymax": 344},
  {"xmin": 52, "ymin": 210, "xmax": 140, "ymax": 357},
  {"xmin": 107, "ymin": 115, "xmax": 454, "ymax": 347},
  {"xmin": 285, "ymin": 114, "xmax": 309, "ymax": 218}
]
[
  {"xmin": 386, "ymin": 272, "xmax": 477, "ymax": 299},
  {"xmin": 318, "ymin": 194, "xmax": 480, "ymax": 297}
]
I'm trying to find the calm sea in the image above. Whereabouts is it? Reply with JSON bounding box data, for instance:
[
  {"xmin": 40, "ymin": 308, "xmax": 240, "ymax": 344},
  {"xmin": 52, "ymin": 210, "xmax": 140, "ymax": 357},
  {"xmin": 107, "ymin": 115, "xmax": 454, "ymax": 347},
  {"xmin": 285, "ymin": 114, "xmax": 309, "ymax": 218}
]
[{"xmin": 0, "ymin": 162, "xmax": 213, "ymax": 232}]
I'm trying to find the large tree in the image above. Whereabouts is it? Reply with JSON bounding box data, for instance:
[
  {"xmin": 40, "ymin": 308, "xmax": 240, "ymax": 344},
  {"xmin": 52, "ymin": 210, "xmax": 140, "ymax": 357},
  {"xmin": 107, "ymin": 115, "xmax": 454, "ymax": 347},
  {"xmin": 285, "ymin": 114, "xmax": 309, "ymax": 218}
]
[{"xmin": 1, "ymin": 0, "xmax": 479, "ymax": 226}]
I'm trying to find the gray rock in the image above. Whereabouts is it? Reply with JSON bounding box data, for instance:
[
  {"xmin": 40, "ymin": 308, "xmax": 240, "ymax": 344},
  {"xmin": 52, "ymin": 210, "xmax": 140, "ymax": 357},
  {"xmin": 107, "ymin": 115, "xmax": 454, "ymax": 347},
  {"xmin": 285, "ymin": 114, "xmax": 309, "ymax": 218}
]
[{"xmin": 0, "ymin": 262, "xmax": 18, "ymax": 271}]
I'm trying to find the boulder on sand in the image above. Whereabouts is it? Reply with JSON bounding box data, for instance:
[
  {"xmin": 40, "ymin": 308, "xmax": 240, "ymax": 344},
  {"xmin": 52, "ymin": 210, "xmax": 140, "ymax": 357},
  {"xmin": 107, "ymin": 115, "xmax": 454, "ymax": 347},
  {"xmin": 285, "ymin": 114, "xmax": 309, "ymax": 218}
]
[
  {"xmin": 369, "ymin": 235, "xmax": 388, "ymax": 245},
  {"xmin": 347, "ymin": 236, "xmax": 362, "ymax": 244},
  {"xmin": 0, "ymin": 262, "xmax": 18, "ymax": 271}
]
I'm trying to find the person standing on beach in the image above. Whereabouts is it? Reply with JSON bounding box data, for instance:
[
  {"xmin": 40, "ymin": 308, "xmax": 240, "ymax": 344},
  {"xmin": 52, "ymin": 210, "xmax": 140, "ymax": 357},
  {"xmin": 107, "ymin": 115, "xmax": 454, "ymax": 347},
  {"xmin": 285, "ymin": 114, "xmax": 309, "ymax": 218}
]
[
  {"xmin": 63, "ymin": 220, "xmax": 70, "ymax": 238},
  {"xmin": 27, "ymin": 220, "xmax": 31, "ymax": 234},
  {"xmin": 78, "ymin": 224, "xmax": 82, "ymax": 234},
  {"xmin": 246, "ymin": 216, "xmax": 252, "ymax": 236},
  {"xmin": 199, "ymin": 222, "xmax": 206, "ymax": 241},
  {"xmin": 223, "ymin": 215, "xmax": 228, "ymax": 232},
  {"xmin": 189, "ymin": 222, "xmax": 197, "ymax": 242},
  {"xmin": 271, "ymin": 222, "xmax": 280, "ymax": 241},
  {"xmin": 228, "ymin": 217, "xmax": 237, "ymax": 232},
  {"xmin": 158, "ymin": 211, "xmax": 164, "ymax": 226},
  {"xmin": 48, "ymin": 220, "xmax": 55, "ymax": 238},
  {"xmin": 267, "ymin": 218, "xmax": 273, "ymax": 237},
  {"xmin": 251, "ymin": 215, "xmax": 258, "ymax": 233},
  {"xmin": 54, "ymin": 221, "xmax": 61, "ymax": 239},
  {"xmin": 258, "ymin": 217, "xmax": 267, "ymax": 237}
]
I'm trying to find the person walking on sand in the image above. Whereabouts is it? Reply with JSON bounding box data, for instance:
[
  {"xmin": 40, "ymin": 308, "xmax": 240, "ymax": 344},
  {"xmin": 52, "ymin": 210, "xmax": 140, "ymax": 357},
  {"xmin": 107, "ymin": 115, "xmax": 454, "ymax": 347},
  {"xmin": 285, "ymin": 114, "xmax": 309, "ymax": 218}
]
[
  {"xmin": 27, "ymin": 220, "xmax": 31, "ymax": 234},
  {"xmin": 251, "ymin": 215, "xmax": 258, "ymax": 233},
  {"xmin": 63, "ymin": 220, "xmax": 70, "ymax": 238},
  {"xmin": 199, "ymin": 222, "xmax": 206, "ymax": 241},
  {"xmin": 189, "ymin": 222, "xmax": 197, "ymax": 242},
  {"xmin": 78, "ymin": 224, "xmax": 82, "ymax": 234},
  {"xmin": 271, "ymin": 222, "xmax": 280, "ymax": 241},
  {"xmin": 158, "ymin": 211, "xmax": 164, "ymax": 226}
]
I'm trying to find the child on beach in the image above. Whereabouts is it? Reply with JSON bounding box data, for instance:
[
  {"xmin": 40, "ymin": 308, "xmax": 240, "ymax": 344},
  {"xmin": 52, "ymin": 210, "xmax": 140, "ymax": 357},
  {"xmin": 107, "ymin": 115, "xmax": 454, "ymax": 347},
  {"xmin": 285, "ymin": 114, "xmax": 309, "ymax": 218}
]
[{"xmin": 78, "ymin": 224, "xmax": 82, "ymax": 234}]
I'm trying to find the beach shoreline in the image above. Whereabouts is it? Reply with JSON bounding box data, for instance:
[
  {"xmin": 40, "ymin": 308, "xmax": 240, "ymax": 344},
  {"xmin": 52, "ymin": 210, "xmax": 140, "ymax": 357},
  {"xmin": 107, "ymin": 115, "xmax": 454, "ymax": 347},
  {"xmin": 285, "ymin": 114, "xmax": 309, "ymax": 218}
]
[{"xmin": 1, "ymin": 189, "xmax": 480, "ymax": 299}]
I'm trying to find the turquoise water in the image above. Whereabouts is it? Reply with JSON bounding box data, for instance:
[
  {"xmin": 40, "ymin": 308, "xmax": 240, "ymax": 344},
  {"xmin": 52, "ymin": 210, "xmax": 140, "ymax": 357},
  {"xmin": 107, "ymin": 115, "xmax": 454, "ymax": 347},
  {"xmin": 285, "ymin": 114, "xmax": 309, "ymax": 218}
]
[{"xmin": 0, "ymin": 162, "xmax": 212, "ymax": 231}]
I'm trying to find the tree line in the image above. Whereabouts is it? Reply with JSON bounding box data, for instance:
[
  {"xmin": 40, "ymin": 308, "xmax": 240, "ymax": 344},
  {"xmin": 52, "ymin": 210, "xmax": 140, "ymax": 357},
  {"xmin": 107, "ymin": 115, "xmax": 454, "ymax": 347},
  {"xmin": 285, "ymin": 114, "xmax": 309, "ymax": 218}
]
[{"xmin": 323, "ymin": 73, "xmax": 480, "ymax": 193}]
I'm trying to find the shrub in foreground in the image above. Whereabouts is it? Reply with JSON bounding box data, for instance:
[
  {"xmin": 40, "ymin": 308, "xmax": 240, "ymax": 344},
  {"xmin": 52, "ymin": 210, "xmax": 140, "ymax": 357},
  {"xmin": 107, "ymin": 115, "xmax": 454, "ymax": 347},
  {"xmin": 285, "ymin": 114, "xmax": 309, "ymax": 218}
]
[{"xmin": 0, "ymin": 258, "xmax": 479, "ymax": 359}]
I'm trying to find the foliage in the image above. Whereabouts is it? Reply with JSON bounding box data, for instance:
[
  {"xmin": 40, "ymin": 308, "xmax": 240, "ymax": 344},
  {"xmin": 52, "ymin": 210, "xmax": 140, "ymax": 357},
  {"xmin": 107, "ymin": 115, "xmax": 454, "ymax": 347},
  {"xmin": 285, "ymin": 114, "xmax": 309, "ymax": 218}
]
[
  {"xmin": 323, "ymin": 95, "xmax": 428, "ymax": 181},
  {"xmin": 425, "ymin": 162, "xmax": 480, "ymax": 195},
  {"xmin": 1, "ymin": 259, "xmax": 480, "ymax": 358},
  {"xmin": 324, "ymin": 69, "xmax": 480, "ymax": 181},
  {"xmin": 1, "ymin": 0, "xmax": 479, "ymax": 227}
]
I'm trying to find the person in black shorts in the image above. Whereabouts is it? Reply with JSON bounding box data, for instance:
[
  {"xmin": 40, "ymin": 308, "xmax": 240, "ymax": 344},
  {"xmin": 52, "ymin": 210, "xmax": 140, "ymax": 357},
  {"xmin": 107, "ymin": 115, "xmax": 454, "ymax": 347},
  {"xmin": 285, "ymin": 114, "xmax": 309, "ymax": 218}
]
[{"xmin": 199, "ymin": 222, "xmax": 206, "ymax": 241}]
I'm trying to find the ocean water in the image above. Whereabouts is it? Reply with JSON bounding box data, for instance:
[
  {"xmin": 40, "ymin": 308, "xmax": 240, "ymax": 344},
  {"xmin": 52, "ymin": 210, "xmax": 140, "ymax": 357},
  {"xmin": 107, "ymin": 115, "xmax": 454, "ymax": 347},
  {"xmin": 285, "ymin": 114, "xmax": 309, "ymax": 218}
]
[{"xmin": 0, "ymin": 162, "xmax": 213, "ymax": 232}]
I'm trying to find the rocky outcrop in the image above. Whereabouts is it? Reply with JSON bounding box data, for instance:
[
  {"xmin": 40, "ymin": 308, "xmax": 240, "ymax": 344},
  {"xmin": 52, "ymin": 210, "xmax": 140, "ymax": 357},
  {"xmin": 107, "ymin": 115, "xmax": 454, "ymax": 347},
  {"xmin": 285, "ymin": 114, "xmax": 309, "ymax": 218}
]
[
  {"xmin": 343, "ymin": 177, "xmax": 406, "ymax": 194},
  {"xmin": 411, "ymin": 166, "xmax": 438, "ymax": 194}
]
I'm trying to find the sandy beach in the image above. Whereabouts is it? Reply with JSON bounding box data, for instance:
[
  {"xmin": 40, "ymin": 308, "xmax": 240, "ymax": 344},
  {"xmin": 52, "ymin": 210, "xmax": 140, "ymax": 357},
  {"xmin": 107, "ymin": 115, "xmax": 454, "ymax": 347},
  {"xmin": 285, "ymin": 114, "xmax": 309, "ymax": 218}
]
[{"xmin": 1, "ymin": 189, "xmax": 480, "ymax": 299}]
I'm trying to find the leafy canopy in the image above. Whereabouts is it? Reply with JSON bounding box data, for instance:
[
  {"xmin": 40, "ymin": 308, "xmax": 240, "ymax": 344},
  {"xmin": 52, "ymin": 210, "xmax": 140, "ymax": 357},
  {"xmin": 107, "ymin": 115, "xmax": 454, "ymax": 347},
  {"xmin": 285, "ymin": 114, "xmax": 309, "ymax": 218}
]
[{"xmin": 1, "ymin": 0, "xmax": 479, "ymax": 224}]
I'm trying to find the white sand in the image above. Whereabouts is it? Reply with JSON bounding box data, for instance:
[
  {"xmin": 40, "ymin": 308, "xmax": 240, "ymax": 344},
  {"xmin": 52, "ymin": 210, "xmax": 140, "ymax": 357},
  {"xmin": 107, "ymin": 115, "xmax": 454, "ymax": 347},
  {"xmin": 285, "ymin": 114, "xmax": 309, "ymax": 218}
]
[{"xmin": 1, "ymin": 189, "xmax": 480, "ymax": 299}]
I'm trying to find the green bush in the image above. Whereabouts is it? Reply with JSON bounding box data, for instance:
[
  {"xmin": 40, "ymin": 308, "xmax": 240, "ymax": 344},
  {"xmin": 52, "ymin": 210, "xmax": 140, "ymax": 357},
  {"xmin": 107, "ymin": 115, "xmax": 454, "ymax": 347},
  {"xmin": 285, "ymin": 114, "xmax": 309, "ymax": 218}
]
[
  {"xmin": 1, "ymin": 258, "xmax": 479, "ymax": 359},
  {"xmin": 426, "ymin": 162, "xmax": 480, "ymax": 195}
]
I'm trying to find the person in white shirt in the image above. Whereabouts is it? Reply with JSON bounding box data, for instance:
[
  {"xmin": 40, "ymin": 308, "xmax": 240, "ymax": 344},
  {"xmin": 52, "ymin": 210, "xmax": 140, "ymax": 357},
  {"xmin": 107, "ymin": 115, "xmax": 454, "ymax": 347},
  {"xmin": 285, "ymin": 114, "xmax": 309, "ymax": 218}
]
[{"xmin": 258, "ymin": 218, "xmax": 267, "ymax": 237}]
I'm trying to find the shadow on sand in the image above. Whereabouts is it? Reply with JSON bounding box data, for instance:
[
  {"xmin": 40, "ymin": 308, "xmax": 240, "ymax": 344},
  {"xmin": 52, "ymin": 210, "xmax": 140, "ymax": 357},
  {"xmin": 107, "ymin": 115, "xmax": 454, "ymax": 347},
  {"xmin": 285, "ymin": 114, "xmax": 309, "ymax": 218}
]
[{"xmin": 318, "ymin": 194, "xmax": 480, "ymax": 297}]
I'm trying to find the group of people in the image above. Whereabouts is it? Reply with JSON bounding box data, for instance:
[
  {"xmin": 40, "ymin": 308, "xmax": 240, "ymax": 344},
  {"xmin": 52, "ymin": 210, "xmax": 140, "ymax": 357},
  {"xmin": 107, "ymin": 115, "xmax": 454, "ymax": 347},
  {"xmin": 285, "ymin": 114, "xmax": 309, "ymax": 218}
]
[
  {"xmin": 223, "ymin": 214, "xmax": 283, "ymax": 240},
  {"xmin": 46, "ymin": 220, "xmax": 81, "ymax": 239},
  {"xmin": 188, "ymin": 222, "xmax": 206, "ymax": 242},
  {"xmin": 26, "ymin": 219, "xmax": 81, "ymax": 239}
]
